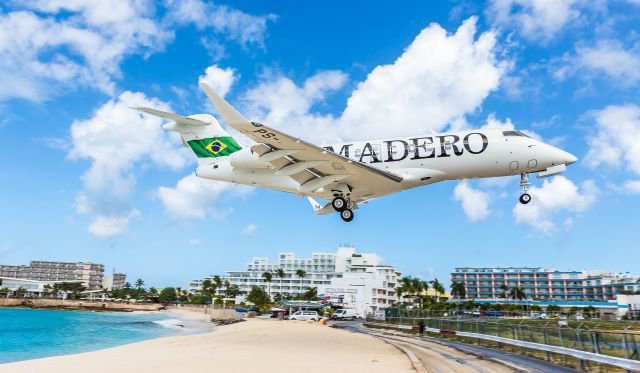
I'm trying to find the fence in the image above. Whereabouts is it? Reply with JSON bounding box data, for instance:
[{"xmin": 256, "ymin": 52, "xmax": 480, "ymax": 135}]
[{"xmin": 371, "ymin": 316, "xmax": 640, "ymax": 362}]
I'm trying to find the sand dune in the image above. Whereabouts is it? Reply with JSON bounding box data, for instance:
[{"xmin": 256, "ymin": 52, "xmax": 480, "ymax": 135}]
[{"xmin": 3, "ymin": 317, "xmax": 413, "ymax": 373}]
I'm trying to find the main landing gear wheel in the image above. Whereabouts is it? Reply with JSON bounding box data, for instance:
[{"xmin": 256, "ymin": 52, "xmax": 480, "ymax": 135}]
[
  {"xmin": 340, "ymin": 209, "xmax": 354, "ymax": 222},
  {"xmin": 332, "ymin": 196, "xmax": 347, "ymax": 211},
  {"xmin": 519, "ymin": 173, "xmax": 532, "ymax": 204}
]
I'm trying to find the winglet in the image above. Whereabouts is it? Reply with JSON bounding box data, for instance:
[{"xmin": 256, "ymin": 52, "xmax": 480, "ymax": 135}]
[
  {"xmin": 307, "ymin": 197, "xmax": 322, "ymax": 214},
  {"xmin": 199, "ymin": 82, "xmax": 252, "ymax": 127}
]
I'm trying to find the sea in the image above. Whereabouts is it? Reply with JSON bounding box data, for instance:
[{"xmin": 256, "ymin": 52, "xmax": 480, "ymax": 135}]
[{"xmin": 0, "ymin": 308, "xmax": 207, "ymax": 364}]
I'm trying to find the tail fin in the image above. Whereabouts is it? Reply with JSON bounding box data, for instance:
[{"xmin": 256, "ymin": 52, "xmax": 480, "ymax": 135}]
[{"xmin": 134, "ymin": 107, "xmax": 242, "ymax": 164}]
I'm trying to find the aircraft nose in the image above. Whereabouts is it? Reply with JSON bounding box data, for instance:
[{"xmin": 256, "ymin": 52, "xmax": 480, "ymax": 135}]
[{"xmin": 565, "ymin": 151, "xmax": 578, "ymax": 165}]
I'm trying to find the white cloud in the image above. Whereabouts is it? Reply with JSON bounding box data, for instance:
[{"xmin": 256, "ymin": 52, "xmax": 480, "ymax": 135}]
[
  {"xmin": 621, "ymin": 180, "xmax": 640, "ymax": 194},
  {"xmin": 453, "ymin": 181, "xmax": 491, "ymax": 222},
  {"xmin": 88, "ymin": 210, "xmax": 140, "ymax": 239},
  {"xmin": 241, "ymin": 17, "xmax": 509, "ymax": 142},
  {"xmin": 69, "ymin": 91, "xmax": 190, "ymax": 238},
  {"xmin": 556, "ymin": 41, "xmax": 640, "ymax": 85},
  {"xmin": 164, "ymin": 0, "xmax": 276, "ymax": 47},
  {"xmin": 0, "ymin": 1, "xmax": 272, "ymax": 101},
  {"xmin": 339, "ymin": 17, "xmax": 507, "ymax": 139},
  {"xmin": 0, "ymin": 2, "xmax": 172, "ymax": 101},
  {"xmin": 242, "ymin": 223, "xmax": 257, "ymax": 236},
  {"xmin": 157, "ymin": 174, "xmax": 252, "ymax": 221},
  {"xmin": 242, "ymin": 70, "xmax": 348, "ymax": 142},
  {"xmin": 585, "ymin": 104, "xmax": 640, "ymax": 175},
  {"xmin": 513, "ymin": 176, "xmax": 598, "ymax": 234},
  {"xmin": 199, "ymin": 65, "xmax": 237, "ymax": 98},
  {"xmin": 487, "ymin": 0, "xmax": 580, "ymax": 42},
  {"xmin": 188, "ymin": 239, "xmax": 203, "ymax": 246}
]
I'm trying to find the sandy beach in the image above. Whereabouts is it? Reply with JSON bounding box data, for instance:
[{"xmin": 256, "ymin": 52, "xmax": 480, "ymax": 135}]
[{"xmin": 2, "ymin": 310, "xmax": 413, "ymax": 373}]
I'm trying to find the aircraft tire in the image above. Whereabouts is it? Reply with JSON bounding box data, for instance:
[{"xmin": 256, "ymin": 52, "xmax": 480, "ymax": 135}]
[
  {"xmin": 519, "ymin": 193, "xmax": 531, "ymax": 204},
  {"xmin": 332, "ymin": 196, "xmax": 347, "ymax": 211},
  {"xmin": 340, "ymin": 209, "xmax": 354, "ymax": 222}
]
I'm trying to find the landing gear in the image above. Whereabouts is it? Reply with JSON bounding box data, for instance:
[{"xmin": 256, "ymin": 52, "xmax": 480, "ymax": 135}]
[
  {"xmin": 340, "ymin": 209, "xmax": 354, "ymax": 222},
  {"xmin": 332, "ymin": 196, "xmax": 347, "ymax": 211},
  {"xmin": 519, "ymin": 173, "xmax": 532, "ymax": 204}
]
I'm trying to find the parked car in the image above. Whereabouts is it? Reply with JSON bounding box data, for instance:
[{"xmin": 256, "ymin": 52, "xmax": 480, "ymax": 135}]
[
  {"xmin": 485, "ymin": 311, "xmax": 504, "ymax": 317},
  {"xmin": 333, "ymin": 309, "xmax": 359, "ymax": 320},
  {"xmin": 289, "ymin": 310, "xmax": 320, "ymax": 321}
]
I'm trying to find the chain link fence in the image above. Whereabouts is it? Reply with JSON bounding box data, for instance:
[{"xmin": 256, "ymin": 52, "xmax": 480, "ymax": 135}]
[{"xmin": 370, "ymin": 316, "xmax": 640, "ymax": 361}]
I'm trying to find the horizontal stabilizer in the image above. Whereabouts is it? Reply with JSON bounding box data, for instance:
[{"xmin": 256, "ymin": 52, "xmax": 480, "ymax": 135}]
[{"xmin": 134, "ymin": 107, "xmax": 210, "ymax": 126}]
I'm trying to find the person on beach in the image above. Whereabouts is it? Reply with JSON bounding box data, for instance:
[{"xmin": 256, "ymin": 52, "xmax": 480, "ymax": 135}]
[{"xmin": 418, "ymin": 320, "xmax": 425, "ymax": 336}]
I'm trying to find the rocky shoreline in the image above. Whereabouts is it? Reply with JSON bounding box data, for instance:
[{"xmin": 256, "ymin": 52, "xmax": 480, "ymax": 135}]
[{"xmin": 0, "ymin": 298, "xmax": 164, "ymax": 312}]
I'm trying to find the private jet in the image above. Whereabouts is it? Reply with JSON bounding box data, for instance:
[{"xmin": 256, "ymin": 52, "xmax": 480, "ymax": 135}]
[{"xmin": 135, "ymin": 83, "xmax": 577, "ymax": 222}]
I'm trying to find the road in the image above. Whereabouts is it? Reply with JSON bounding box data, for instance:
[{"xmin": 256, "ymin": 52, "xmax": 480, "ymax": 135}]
[{"xmin": 334, "ymin": 321, "xmax": 578, "ymax": 373}]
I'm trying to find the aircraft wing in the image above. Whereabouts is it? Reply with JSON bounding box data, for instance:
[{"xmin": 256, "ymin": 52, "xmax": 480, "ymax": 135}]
[{"xmin": 200, "ymin": 83, "xmax": 403, "ymax": 201}]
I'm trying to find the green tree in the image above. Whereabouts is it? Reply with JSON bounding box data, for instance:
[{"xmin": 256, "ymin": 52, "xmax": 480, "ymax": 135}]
[
  {"xmin": 302, "ymin": 287, "xmax": 318, "ymax": 301},
  {"xmin": 0, "ymin": 287, "xmax": 10, "ymax": 298},
  {"xmin": 275, "ymin": 268, "xmax": 286, "ymax": 299},
  {"xmin": 246, "ymin": 286, "xmax": 270, "ymax": 308},
  {"xmin": 295, "ymin": 269, "xmax": 306, "ymax": 294},
  {"xmin": 430, "ymin": 279, "xmax": 445, "ymax": 302},
  {"xmin": 158, "ymin": 287, "xmax": 177, "ymax": 304},
  {"xmin": 583, "ymin": 305, "xmax": 597, "ymax": 319},
  {"xmin": 16, "ymin": 287, "xmax": 27, "ymax": 298},
  {"xmin": 224, "ymin": 282, "xmax": 241, "ymax": 304},
  {"xmin": 546, "ymin": 304, "xmax": 562, "ymax": 315},
  {"xmin": 262, "ymin": 271, "xmax": 273, "ymax": 300},
  {"xmin": 451, "ymin": 281, "xmax": 466, "ymax": 299},
  {"xmin": 509, "ymin": 286, "xmax": 526, "ymax": 301},
  {"xmin": 500, "ymin": 284, "xmax": 509, "ymax": 298}
]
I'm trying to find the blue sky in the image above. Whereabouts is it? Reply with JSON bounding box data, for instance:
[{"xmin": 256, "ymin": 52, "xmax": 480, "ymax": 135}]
[{"xmin": 1, "ymin": 1, "xmax": 639, "ymax": 287}]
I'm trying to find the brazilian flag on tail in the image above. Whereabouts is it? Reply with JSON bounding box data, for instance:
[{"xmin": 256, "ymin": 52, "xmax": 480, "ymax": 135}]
[{"xmin": 187, "ymin": 136, "xmax": 242, "ymax": 158}]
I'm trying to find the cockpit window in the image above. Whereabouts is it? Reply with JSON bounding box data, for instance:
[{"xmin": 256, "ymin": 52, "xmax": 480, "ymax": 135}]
[{"xmin": 502, "ymin": 130, "xmax": 531, "ymax": 138}]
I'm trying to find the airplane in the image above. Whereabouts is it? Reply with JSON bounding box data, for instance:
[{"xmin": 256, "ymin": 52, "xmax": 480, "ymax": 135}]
[{"xmin": 134, "ymin": 83, "xmax": 578, "ymax": 223}]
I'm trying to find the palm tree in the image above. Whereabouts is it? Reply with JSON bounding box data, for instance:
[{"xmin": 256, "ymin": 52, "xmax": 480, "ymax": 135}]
[
  {"xmin": 451, "ymin": 281, "xmax": 466, "ymax": 299},
  {"xmin": 509, "ymin": 286, "xmax": 526, "ymax": 301},
  {"xmin": 295, "ymin": 269, "xmax": 306, "ymax": 297},
  {"xmin": 135, "ymin": 279, "xmax": 145, "ymax": 299},
  {"xmin": 500, "ymin": 284, "xmax": 509, "ymax": 298},
  {"xmin": 429, "ymin": 279, "xmax": 445, "ymax": 302},
  {"xmin": 262, "ymin": 271, "xmax": 273, "ymax": 301},
  {"xmin": 509, "ymin": 286, "xmax": 527, "ymax": 313},
  {"xmin": 275, "ymin": 268, "xmax": 286, "ymax": 299}
]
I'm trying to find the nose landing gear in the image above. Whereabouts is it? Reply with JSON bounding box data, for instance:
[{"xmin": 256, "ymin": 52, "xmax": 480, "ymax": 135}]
[{"xmin": 519, "ymin": 173, "xmax": 531, "ymax": 204}]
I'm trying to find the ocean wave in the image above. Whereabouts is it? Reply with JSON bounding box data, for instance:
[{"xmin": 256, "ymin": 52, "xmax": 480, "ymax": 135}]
[{"xmin": 151, "ymin": 318, "xmax": 186, "ymax": 329}]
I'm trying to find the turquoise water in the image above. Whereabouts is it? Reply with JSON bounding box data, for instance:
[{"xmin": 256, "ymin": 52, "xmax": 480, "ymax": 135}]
[{"xmin": 0, "ymin": 308, "xmax": 197, "ymax": 364}]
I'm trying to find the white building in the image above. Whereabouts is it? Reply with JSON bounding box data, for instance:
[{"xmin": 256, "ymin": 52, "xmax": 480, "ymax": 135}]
[
  {"xmin": 0, "ymin": 276, "xmax": 83, "ymax": 297},
  {"xmin": 189, "ymin": 245, "xmax": 401, "ymax": 315},
  {"xmin": 102, "ymin": 273, "xmax": 127, "ymax": 290}
]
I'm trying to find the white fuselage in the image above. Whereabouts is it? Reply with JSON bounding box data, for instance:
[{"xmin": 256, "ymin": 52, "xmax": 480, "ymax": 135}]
[{"xmin": 195, "ymin": 129, "xmax": 576, "ymax": 199}]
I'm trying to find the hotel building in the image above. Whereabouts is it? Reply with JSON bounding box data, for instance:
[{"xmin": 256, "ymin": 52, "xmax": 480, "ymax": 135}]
[
  {"xmin": 451, "ymin": 267, "xmax": 640, "ymax": 301},
  {"xmin": 190, "ymin": 245, "xmax": 401, "ymax": 315},
  {"xmin": 102, "ymin": 273, "xmax": 127, "ymax": 290},
  {"xmin": 0, "ymin": 260, "xmax": 105, "ymax": 290}
]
